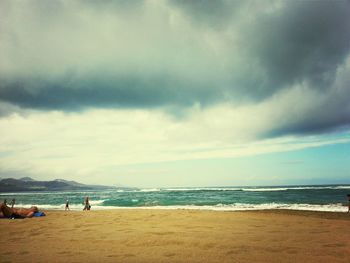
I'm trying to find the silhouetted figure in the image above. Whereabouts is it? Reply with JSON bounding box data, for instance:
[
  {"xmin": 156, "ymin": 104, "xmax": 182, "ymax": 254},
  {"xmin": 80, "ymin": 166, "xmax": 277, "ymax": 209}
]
[
  {"xmin": 83, "ymin": 197, "xmax": 90, "ymax": 211},
  {"xmin": 3, "ymin": 199, "xmax": 7, "ymax": 206},
  {"xmin": 65, "ymin": 199, "xmax": 70, "ymax": 211},
  {"xmin": 347, "ymin": 194, "xmax": 350, "ymax": 213}
]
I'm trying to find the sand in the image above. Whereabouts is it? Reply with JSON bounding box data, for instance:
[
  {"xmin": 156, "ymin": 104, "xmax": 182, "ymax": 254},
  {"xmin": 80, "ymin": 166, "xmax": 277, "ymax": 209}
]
[{"xmin": 1, "ymin": 209, "xmax": 349, "ymax": 263}]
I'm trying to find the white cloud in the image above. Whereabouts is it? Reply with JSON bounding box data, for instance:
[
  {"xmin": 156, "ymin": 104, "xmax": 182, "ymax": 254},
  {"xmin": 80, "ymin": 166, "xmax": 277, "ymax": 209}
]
[
  {"xmin": 0, "ymin": 0, "xmax": 229, "ymax": 81},
  {"xmin": 1, "ymin": 0, "xmax": 349, "ymax": 186},
  {"xmin": 1, "ymin": 85, "xmax": 349, "ymax": 183}
]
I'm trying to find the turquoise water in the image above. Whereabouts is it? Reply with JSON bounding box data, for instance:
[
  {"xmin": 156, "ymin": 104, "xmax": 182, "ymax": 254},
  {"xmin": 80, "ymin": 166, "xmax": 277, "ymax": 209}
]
[{"xmin": 1, "ymin": 185, "xmax": 349, "ymax": 212}]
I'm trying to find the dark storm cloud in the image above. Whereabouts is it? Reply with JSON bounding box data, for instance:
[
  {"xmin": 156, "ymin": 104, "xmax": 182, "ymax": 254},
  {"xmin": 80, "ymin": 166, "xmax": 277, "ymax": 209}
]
[
  {"xmin": 169, "ymin": 0, "xmax": 243, "ymax": 29},
  {"xmin": 267, "ymin": 75, "xmax": 350, "ymax": 137},
  {"xmin": 0, "ymin": 0, "xmax": 349, "ymax": 136},
  {"xmin": 171, "ymin": 0, "xmax": 350, "ymax": 98},
  {"xmin": 172, "ymin": 0, "xmax": 350, "ymax": 138},
  {"xmin": 246, "ymin": 1, "xmax": 350, "ymax": 95},
  {"xmin": 267, "ymin": 108, "xmax": 350, "ymax": 138},
  {"xmin": 247, "ymin": 0, "xmax": 350, "ymax": 137},
  {"xmin": 0, "ymin": 74, "xmax": 219, "ymax": 110}
]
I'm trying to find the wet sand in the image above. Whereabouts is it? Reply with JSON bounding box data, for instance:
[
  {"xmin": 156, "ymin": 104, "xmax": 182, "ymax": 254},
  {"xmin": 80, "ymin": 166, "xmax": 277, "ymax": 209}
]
[{"xmin": 0, "ymin": 209, "xmax": 349, "ymax": 263}]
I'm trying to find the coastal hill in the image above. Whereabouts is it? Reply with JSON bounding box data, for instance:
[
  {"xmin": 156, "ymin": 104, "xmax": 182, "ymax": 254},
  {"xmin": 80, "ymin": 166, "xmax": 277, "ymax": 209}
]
[{"xmin": 0, "ymin": 177, "xmax": 115, "ymax": 192}]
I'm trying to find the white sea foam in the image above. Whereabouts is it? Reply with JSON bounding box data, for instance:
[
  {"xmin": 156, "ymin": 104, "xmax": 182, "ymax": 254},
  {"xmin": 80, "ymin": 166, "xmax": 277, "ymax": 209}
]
[
  {"xmin": 242, "ymin": 185, "xmax": 350, "ymax": 191},
  {"xmin": 242, "ymin": 188, "xmax": 289, "ymax": 192},
  {"xmin": 139, "ymin": 188, "xmax": 161, "ymax": 192},
  {"xmin": 12, "ymin": 199, "xmax": 106, "ymax": 210},
  {"xmin": 14, "ymin": 203, "xmax": 68, "ymax": 210},
  {"xmin": 124, "ymin": 185, "xmax": 350, "ymax": 192},
  {"xmin": 89, "ymin": 199, "xmax": 106, "ymax": 205},
  {"xmin": 115, "ymin": 187, "xmax": 242, "ymax": 192},
  {"xmin": 20, "ymin": 202, "xmax": 348, "ymax": 213},
  {"xmin": 134, "ymin": 203, "xmax": 348, "ymax": 212},
  {"xmin": 2, "ymin": 185, "xmax": 348, "ymax": 196},
  {"xmin": 333, "ymin": 186, "xmax": 350, "ymax": 189},
  {"xmin": 163, "ymin": 187, "xmax": 242, "ymax": 191}
]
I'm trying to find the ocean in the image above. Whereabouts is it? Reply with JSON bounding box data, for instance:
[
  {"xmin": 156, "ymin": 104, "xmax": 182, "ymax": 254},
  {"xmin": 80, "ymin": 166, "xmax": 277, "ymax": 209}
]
[{"xmin": 1, "ymin": 185, "xmax": 350, "ymax": 212}]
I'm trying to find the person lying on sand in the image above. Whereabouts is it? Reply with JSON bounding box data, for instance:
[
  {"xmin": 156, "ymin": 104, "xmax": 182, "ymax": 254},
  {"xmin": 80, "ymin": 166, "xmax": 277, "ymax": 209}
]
[{"xmin": 0, "ymin": 202, "xmax": 39, "ymax": 218}]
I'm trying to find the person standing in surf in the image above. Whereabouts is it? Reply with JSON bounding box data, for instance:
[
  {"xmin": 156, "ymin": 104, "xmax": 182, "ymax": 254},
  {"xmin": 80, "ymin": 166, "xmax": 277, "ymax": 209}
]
[
  {"xmin": 65, "ymin": 199, "xmax": 70, "ymax": 211},
  {"xmin": 83, "ymin": 196, "xmax": 90, "ymax": 211}
]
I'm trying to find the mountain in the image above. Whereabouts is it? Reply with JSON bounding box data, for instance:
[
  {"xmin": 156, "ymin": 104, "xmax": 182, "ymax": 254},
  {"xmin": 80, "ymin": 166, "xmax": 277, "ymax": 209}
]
[
  {"xmin": 19, "ymin": 177, "xmax": 35, "ymax": 181},
  {"xmin": 0, "ymin": 177, "xmax": 115, "ymax": 192}
]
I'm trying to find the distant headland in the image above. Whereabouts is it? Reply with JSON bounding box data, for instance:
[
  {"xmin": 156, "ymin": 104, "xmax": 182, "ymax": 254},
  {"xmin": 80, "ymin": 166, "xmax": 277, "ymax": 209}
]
[{"xmin": 0, "ymin": 177, "xmax": 116, "ymax": 192}]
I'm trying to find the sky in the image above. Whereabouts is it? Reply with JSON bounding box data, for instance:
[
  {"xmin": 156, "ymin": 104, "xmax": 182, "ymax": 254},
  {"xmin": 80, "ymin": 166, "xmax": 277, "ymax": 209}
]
[{"xmin": 0, "ymin": 0, "xmax": 349, "ymax": 187}]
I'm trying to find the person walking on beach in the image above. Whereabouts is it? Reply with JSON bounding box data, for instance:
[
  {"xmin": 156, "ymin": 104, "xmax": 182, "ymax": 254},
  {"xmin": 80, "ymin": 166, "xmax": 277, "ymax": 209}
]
[
  {"xmin": 10, "ymin": 198, "xmax": 15, "ymax": 208},
  {"xmin": 65, "ymin": 199, "xmax": 70, "ymax": 211},
  {"xmin": 347, "ymin": 194, "xmax": 350, "ymax": 213},
  {"xmin": 83, "ymin": 196, "xmax": 91, "ymax": 211}
]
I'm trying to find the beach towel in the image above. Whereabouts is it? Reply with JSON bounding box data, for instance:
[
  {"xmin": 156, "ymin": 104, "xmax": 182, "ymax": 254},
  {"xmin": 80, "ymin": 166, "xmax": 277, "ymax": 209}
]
[{"xmin": 33, "ymin": 212, "xmax": 46, "ymax": 217}]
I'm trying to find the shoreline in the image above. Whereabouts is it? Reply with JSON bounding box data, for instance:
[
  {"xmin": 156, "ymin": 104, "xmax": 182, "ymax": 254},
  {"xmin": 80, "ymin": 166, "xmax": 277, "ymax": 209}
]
[
  {"xmin": 1, "ymin": 209, "xmax": 349, "ymax": 262},
  {"xmin": 6, "ymin": 203, "xmax": 350, "ymax": 213},
  {"xmin": 44, "ymin": 207, "xmax": 350, "ymax": 215}
]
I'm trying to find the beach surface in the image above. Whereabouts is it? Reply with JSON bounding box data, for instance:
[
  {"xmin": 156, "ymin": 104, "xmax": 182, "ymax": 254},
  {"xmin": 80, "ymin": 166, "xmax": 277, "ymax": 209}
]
[{"xmin": 1, "ymin": 209, "xmax": 349, "ymax": 263}]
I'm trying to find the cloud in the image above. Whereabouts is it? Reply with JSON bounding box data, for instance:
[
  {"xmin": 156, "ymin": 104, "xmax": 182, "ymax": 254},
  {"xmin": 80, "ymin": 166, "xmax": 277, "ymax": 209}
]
[
  {"xmin": 264, "ymin": 57, "xmax": 350, "ymax": 137},
  {"xmin": 0, "ymin": 0, "xmax": 349, "ymax": 138},
  {"xmin": 244, "ymin": 1, "xmax": 350, "ymax": 95},
  {"xmin": 169, "ymin": 0, "xmax": 244, "ymax": 29},
  {"xmin": 0, "ymin": 100, "xmax": 349, "ymax": 181}
]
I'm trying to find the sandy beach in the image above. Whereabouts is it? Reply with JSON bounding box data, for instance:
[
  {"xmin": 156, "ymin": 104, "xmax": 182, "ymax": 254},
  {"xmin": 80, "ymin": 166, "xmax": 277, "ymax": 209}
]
[{"xmin": 1, "ymin": 209, "xmax": 349, "ymax": 263}]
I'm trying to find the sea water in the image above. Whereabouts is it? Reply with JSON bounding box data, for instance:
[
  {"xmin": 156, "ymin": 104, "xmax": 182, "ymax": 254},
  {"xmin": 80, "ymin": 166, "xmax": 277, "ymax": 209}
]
[{"xmin": 1, "ymin": 185, "xmax": 350, "ymax": 212}]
